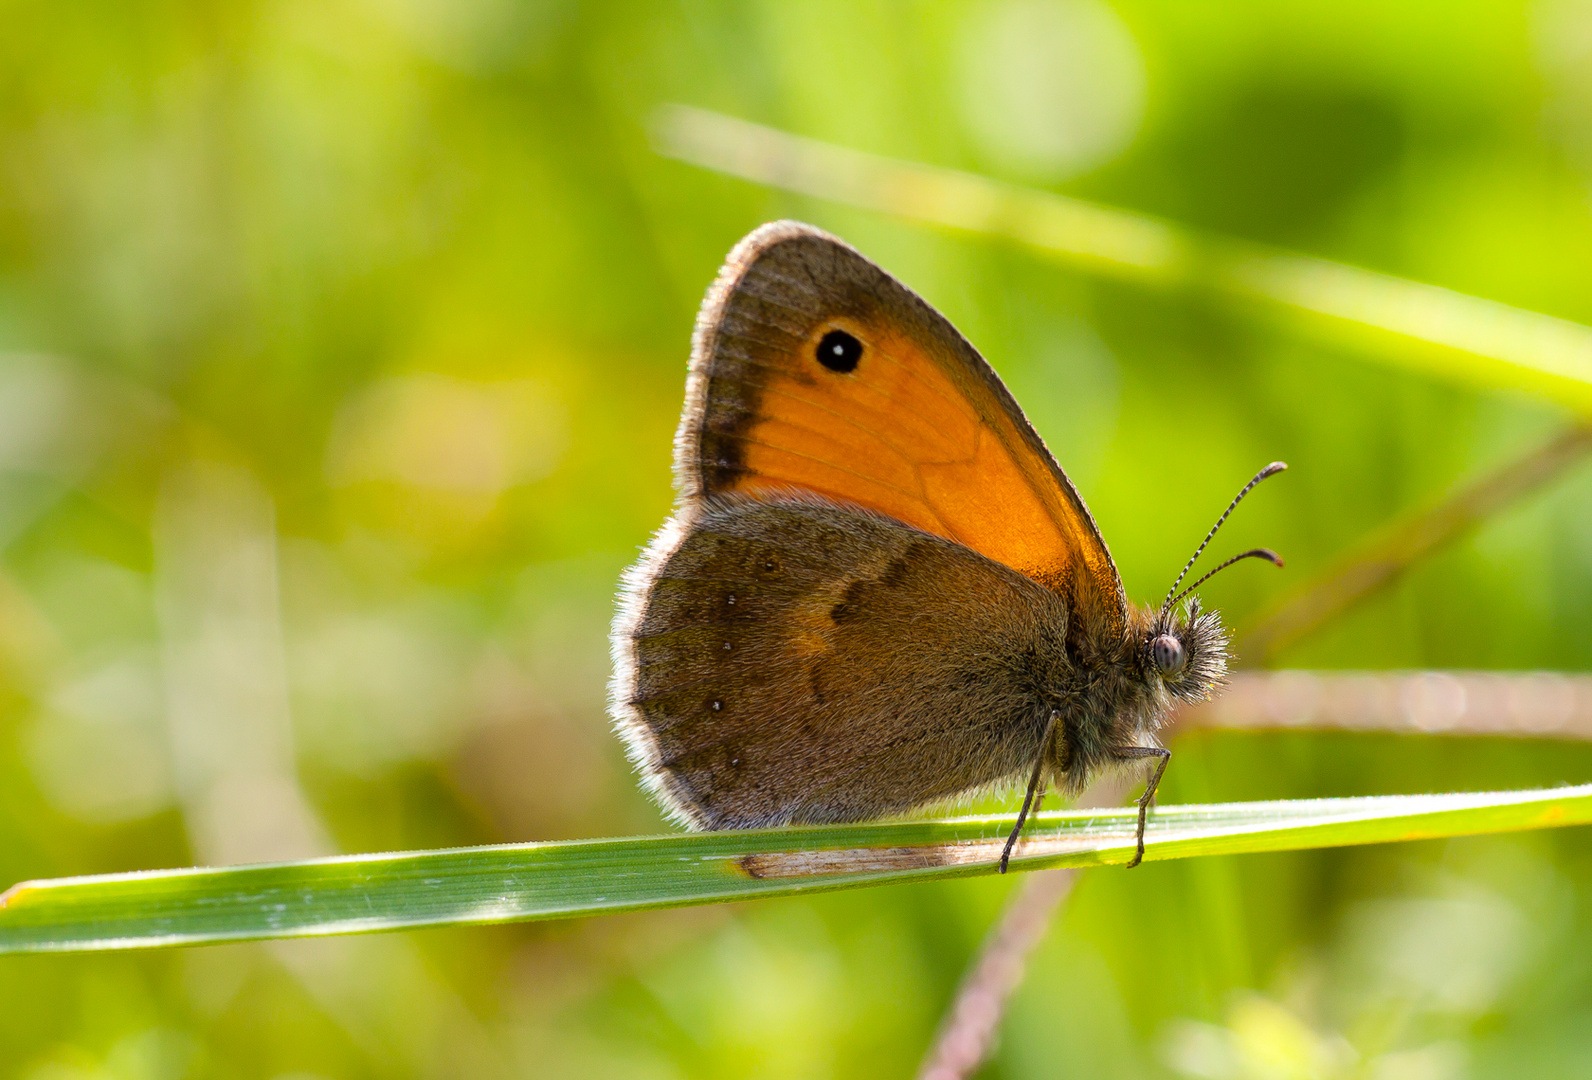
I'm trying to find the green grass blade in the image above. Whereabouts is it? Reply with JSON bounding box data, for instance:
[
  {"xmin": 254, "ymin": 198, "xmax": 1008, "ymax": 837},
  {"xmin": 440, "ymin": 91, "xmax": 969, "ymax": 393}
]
[
  {"xmin": 3, "ymin": 785, "xmax": 1589, "ymax": 953},
  {"xmin": 653, "ymin": 106, "xmax": 1592, "ymax": 414}
]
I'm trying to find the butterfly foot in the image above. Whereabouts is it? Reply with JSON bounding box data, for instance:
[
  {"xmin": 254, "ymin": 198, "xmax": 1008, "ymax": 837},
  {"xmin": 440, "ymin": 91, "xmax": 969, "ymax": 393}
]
[
  {"xmin": 998, "ymin": 831, "xmax": 1018, "ymax": 874},
  {"xmin": 1125, "ymin": 830, "xmax": 1147, "ymax": 869},
  {"xmin": 1114, "ymin": 745, "xmax": 1169, "ymax": 870},
  {"xmin": 1125, "ymin": 785, "xmax": 1155, "ymax": 869}
]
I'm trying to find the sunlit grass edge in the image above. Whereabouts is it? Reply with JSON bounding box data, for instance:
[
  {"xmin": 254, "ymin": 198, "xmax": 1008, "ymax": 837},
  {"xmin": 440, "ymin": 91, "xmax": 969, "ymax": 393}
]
[
  {"xmin": 654, "ymin": 105, "xmax": 1592, "ymax": 416},
  {"xmin": 2, "ymin": 785, "xmax": 1588, "ymax": 954}
]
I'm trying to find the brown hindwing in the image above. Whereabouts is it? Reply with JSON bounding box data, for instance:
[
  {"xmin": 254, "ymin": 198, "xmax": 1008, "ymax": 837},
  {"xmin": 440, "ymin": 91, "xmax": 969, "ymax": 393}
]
[{"xmin": 611, "ymin": 494, "xmax": 1076, "ymax": 828}]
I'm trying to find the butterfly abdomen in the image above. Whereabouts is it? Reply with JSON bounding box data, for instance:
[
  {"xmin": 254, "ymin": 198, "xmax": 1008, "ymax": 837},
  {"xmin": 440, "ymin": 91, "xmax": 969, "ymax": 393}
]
[{"xmin": 611, "ymin": 493, "xmax": 1077, "ymax": 829}]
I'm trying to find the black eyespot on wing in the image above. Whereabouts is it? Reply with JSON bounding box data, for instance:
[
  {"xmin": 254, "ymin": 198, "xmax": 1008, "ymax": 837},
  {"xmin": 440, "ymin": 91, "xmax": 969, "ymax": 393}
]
[{"xmin": 816, "ymin": 329, "xmax": 862, "ymax": 373}]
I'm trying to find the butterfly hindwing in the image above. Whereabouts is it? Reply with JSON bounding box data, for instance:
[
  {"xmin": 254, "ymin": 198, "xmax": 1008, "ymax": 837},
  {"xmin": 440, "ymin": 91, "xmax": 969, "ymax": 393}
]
[{"xmin": 613, "ymin": 495, "xmax": 1070, "ymax": 828}]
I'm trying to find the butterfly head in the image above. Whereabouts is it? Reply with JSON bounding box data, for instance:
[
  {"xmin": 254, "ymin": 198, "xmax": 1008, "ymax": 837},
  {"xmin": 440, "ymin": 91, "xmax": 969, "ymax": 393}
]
[
  {"xmin": 1140, "ymin": 461, "xmax": 1290, "ymax": 704},
  {"xmin": 1143, "ymin": 599, "xmax": 1229, "ymax": 705}
]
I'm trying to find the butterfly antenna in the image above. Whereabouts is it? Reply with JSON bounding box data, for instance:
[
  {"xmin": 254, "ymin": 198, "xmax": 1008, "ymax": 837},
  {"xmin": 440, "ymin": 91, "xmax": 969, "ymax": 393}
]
[
  {"xmin": 1167, "ymin": 548, "xmax": 1284, "ymax": 611},
  {"xmin": 1160, "ymin": 462, "xmax": 1287, "ymax": 616}
]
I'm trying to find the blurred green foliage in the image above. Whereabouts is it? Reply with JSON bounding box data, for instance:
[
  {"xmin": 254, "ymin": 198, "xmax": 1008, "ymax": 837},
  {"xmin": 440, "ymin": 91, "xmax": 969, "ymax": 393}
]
[{"xmin": 3, "ymin": 0, "xmax": 1592, "ymax": 1077}]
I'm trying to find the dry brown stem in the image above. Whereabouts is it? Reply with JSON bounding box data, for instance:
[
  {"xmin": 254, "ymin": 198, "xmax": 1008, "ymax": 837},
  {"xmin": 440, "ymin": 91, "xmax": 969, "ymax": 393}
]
[
  {"xmin": 916, "ymin": 869, "xmax": 1077, "ymax": 1080},
  {"xmin": 1180, "ymin": 670, "xmax": 1592, "ymax": 739},
  {"xmin": 1239, "ymin": 425, "xmax": 1592, "ymax": 665}
]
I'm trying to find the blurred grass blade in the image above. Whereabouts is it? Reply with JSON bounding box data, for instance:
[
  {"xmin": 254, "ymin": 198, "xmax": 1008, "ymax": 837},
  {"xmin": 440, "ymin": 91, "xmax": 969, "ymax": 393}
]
[
  {"xmin": 654, "ymin": 105, "xmax": 1592, "ymax": 413},
  {"xmin": 4, "ymin": 785, "xmax": 1590, "ymax": 953},
  {"xmin": 1238, "ymin": 424, "xmax": 1592, "ymax": 664}
]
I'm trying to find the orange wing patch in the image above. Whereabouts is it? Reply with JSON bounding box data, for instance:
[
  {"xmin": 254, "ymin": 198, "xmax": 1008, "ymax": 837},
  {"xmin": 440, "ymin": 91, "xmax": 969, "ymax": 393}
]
[
  {"xmin": 729, "ymin": 324, "xmax": 1074, "ymax": 584},
  {"xmin": 679, "ymin": 222, "xmax": 1125, "ymax": 630}
]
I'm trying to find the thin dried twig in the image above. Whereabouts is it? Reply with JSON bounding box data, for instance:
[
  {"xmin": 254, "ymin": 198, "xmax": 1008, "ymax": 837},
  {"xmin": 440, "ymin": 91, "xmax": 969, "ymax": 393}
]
[
  {"xmin": 917, "ymin": 868, "xmax": 1078, "ymax": 1080},
  {"xmin": 1179, "ymin": 670, "xmax": 1592, "ymax": 739},
  {"xmin": 916, "ymin": 779, "xmax": 1126, "ymax": 1080},
  {"xmin": 1239, "ymin": 425, "xmax": 1592, "ymax": 665}
]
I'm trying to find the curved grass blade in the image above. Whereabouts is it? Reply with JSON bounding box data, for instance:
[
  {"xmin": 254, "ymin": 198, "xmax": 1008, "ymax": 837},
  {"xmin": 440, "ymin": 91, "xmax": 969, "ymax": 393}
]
[
  {"xmin": 3, "ymin": 785, "xmax": 1589, "ymax": 954},
  {"xmin": 1238, "ymin": 425, "xmax": 1592, "ymax": 664},
  {"xmin": 654, "ymin": 106, "xmax": 1592, "ymax": 414}
]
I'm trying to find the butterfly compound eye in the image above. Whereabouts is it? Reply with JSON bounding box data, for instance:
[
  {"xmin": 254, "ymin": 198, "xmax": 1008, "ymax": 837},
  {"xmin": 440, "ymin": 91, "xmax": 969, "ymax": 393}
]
[
  {"xmin": 816, "ymin": 329, "xmax": 863, "ymax": 373},
  {"xmin": 1151, "ymin": 634, "xmax": 1185, "ymax": 677}
]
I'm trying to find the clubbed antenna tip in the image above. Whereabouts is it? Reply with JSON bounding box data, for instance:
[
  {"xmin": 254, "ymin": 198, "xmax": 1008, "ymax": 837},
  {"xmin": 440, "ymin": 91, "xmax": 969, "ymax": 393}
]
[{"xmin": 1161, "ymin": 463, "xmax": 1288, "ymax": 616}]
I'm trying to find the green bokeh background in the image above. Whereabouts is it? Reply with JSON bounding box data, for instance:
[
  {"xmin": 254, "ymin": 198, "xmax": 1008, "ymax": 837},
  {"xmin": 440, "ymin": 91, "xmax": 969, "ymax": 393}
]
[{"xmin": 4, "ymin": 1, "xmax": 1592, "ymax": 1077}]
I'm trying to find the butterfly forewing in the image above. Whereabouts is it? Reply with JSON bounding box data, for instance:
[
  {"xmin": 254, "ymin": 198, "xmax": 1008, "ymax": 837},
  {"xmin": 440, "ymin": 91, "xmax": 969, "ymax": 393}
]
[{"xmin": 678, "ymin": 221, "xmax": 1125, "ymax": 630}]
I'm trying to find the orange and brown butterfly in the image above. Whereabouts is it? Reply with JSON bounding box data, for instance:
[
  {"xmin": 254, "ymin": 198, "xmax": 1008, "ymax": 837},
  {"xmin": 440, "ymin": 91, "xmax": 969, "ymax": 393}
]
[{"xmin": 611, "ymin": 221, "xmax": 1283, "ymax": 869}]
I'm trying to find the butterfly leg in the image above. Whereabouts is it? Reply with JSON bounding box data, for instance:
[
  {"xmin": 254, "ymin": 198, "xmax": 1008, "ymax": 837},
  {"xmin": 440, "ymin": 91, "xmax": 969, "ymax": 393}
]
[
  {"xmin": 999, "ymin": 711, "xmax": 1060, "ymax": 874},
  {"xmin": 1114, "ymin": 746, "xmax": 1171, "ymax": 869}
]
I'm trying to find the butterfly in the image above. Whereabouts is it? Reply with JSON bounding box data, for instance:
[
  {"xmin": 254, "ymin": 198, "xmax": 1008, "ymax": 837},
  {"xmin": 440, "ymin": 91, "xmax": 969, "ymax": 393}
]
[{"xmin": 611, "ymin": 221, "xmax": 1283, "ymax": 870}]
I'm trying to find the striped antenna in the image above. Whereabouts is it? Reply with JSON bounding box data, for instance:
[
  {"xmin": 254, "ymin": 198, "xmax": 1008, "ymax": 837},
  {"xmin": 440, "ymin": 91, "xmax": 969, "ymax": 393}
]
[{"xmin": 1161, "ymin": 462, "xmax": 1287, "ymax": 616}]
